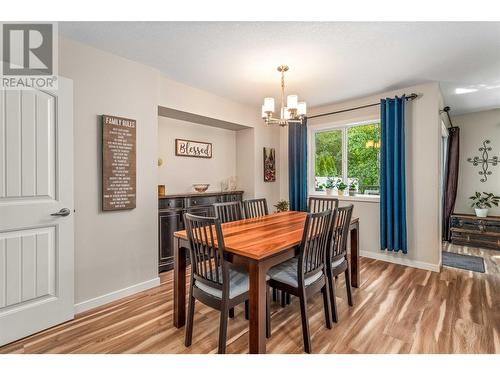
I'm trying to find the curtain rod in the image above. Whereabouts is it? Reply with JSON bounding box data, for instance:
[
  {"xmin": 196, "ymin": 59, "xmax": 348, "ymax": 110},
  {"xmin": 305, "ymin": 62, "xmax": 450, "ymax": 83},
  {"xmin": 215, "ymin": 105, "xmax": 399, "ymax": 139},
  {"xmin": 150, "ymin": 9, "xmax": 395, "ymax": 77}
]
[
  {"xmin": 440, "ymin": 106, "xmax": 454, "ymax": 129},
  {"xmin": 308, "ymin": 93, "xmax": 419, "ymax": 120}
]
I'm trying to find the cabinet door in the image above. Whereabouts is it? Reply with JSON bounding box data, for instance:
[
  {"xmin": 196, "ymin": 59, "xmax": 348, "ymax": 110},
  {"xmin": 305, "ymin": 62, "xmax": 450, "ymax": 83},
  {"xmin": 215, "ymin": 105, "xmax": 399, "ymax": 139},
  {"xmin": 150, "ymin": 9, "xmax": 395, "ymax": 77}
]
[{"xmin": 159, "ymin": 210, "xmax": 183, "ymax": 272}]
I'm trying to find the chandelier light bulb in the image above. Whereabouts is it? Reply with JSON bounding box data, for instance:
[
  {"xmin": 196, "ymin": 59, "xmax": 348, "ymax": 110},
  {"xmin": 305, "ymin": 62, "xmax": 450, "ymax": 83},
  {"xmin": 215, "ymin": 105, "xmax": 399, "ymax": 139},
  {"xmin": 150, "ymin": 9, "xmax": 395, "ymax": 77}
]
[
  {"xmin": 263, "ymin": 97, "xmax": 275, "ymax": 113},
  {"xmin": 297, "ymin": 101, "xmax": 307, "ymax": 116},
  {"xmin": 287, "ymin": 95, "xmax": 298, "ymax": 110},
  {"xmin": 282, "ymin": 107, "xmax": 291, "ymax": 120}
]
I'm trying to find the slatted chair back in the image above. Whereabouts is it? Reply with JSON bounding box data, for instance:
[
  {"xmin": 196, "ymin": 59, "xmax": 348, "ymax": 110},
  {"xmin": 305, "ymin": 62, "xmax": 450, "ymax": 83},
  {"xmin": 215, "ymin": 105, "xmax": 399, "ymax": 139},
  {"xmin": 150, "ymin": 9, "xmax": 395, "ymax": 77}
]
[
  {"xmin": 308, "ymin": 197, "xmax": 339, "ymax": 213},
  {"xmin": 184, "ymin": 213, "xmax": 227, "ymax": 292},
  {"xmin": 243, "ymin": 198, "xmax": 269, "ymax": 218},
  {"xmin": 329, "ymin": 205, "xmax": 353, "ymax": 263},
  {"xmin": 213, "ymin": 201, "xmax": 244, "ymax": 223},
  {"xmin": 298, "ymin": 209, "xmax": 333, "ymax": 282}
]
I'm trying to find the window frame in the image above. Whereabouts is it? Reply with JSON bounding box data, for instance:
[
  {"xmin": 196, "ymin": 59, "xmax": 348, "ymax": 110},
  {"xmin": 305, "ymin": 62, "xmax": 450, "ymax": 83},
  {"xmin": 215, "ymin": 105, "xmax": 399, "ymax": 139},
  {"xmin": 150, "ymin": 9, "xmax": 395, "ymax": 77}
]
[{"xmin": 308, "ymin": 118, "xmax": 381, "ymax": 198}]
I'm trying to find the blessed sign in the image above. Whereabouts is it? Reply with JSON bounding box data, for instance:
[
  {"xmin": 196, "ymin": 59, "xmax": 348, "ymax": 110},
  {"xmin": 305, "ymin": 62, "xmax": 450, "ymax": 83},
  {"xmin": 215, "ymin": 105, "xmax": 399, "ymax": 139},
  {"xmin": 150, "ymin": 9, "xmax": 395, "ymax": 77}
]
[
  {"xmin": 102, "ymin": 115, "xmax": 136, "ymax": 211},
  {"xmin": 175, "ymin": 139, "xmax": 212, "ymax": 159}
]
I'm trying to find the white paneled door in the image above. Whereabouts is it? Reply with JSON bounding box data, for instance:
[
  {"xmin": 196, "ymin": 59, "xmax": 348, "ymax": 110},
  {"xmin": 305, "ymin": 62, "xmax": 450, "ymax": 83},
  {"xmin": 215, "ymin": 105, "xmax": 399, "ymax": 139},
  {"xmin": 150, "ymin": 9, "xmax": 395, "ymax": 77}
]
[{"xmin": 0, "ymin": 79, "xmax": 74, "ymax": 346}]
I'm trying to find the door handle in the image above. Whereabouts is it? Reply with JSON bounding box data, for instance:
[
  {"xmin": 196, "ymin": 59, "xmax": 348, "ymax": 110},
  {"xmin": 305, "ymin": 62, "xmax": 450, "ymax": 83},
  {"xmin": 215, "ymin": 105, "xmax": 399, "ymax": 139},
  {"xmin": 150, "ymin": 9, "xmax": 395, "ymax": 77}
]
[{"xmin": 51, "ymin": 208, "xmax": 71, "ymax": 217}]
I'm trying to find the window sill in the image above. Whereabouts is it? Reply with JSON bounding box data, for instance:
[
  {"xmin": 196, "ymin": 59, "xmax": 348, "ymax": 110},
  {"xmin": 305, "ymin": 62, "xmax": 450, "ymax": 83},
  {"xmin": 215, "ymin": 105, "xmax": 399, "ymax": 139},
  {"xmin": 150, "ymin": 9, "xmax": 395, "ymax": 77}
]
[{"xmin": 309, "ymin": 192, "xmax": 380, "ymax": 203}]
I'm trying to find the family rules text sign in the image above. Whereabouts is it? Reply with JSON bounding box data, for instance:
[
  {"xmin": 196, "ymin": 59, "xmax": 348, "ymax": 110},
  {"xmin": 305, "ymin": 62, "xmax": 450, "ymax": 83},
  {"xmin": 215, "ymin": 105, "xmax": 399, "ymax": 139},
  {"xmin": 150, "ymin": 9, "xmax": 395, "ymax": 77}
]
[{"xmin": 102, "ymin": 115, "xmax": 137, "ymax": 210}]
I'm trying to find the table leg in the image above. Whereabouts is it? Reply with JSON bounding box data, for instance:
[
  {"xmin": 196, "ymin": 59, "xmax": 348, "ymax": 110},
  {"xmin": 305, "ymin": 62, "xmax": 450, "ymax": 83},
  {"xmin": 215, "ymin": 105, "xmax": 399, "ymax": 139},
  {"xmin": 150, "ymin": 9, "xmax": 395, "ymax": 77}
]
[
  {"xmin": 248, "ymin": 260, "xmax": 267, "ymax": 354},
  {"xmin": 173, "ymin": 238, "xmax": 186, "ymax": 328},
  {"xmin": 350, "ymin": 221, "xmax": 360, "ymax": 288}
]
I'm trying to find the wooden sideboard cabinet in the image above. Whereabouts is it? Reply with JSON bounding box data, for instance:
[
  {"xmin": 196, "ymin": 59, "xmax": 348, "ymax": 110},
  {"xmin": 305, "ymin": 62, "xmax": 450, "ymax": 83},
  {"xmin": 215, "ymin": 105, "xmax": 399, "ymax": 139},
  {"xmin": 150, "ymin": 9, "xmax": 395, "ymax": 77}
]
[
  {"xmin": 158, "ymin": 191, "xmax": 244, "ymax": 272},
  {"xmin": 450, "ymin": 214, "xmax": 500, "ymax": 250}
]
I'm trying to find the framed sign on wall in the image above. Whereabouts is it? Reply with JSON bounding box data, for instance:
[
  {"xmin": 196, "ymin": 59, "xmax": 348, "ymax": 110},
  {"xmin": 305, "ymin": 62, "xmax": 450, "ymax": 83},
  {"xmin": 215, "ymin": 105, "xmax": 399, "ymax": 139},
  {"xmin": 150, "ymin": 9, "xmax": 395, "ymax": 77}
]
[
  {"xmin": 102, "ymin": 115, "xmax": 137, "ymax": 211},
  {"xmin": 175, "ymin": 138, "xmax": 212, "ymax": 158},
  {"xmin": 263, "ymin": 147, "xmax": 276, "ymax": 182}
]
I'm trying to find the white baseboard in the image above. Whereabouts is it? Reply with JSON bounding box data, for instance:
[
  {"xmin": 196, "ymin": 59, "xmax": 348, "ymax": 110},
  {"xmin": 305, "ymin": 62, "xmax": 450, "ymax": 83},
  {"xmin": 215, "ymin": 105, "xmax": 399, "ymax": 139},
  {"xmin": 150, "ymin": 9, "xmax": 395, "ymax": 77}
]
[
  {"xmin": 360, "ymin": 250, "xmax": 441, "ymax": 272},
  {"xmin": 74, "ymin": 277, "xmax": 161, "ymax": 314}
]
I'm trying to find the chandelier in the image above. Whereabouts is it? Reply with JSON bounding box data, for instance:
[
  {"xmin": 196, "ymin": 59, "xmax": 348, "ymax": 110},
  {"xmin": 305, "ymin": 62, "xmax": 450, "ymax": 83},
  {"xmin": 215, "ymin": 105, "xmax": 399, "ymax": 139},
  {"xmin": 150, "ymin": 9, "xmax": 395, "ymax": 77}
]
[{"xmin": 261, "ymin": 65, "xmax": 307, "ymax": 126}]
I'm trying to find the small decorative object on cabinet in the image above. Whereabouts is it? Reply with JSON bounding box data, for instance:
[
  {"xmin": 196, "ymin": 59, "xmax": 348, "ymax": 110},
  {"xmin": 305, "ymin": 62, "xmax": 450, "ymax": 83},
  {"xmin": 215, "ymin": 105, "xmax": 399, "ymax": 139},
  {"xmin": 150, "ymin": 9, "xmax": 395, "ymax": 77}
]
[
  {"xmin": 450, "ymin": 214, "xmax": 500, "ymax": 250},
  {"xmin": 158, "ymin": 191, "xmax": 244, "ymax": 272},
  {"xmin": 158, "ymin": 185, "xmax": 166, "ymax": 196},
  {"xmin": 228, "ymin": 176, "xmax": 237, "ymax": 191},
  {"xmin": 469, "ymin": 191, "xmax": 500, "ymax": 217},
  {"xmin": 193, "ymin": 183, "xmax": 210, "ymax": 193}
]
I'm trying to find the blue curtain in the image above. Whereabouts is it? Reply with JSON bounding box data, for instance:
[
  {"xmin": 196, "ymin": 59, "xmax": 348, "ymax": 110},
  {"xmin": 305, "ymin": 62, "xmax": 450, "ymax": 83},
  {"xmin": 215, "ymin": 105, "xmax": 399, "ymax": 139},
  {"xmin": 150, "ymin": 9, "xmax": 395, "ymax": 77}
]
[
  {"xmin": 380, "ymin": 96, "xmax": 407, "ymax": 253},
  {"xmin": 288, "ymin": 119, "xmax": 308, "ymax": 211}
]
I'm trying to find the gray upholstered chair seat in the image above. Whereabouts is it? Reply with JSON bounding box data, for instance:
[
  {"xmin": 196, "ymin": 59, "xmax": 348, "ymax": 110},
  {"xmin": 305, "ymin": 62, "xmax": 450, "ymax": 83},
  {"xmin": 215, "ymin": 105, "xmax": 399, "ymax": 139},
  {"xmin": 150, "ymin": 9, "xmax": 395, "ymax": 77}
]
[
  {"xmin": 331, "ymin": 257, "xmax": 346, "ymax": 268},
  {"xmin": 195, "ymin": 269, "xmax": 270, "ymax": 299},
  {"xmin": 267, "ymin": 258, "xmax": 323, "ymax": 288}
]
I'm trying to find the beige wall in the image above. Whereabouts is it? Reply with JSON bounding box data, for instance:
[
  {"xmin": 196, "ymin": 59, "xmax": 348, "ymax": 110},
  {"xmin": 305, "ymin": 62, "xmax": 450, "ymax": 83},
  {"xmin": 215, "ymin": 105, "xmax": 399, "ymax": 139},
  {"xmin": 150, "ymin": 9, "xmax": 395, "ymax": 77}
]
[
  {"xmin": 157, "ymin": 117, "xmax": 237, "ymax": 194},
  {"xmin": 253, "ymin": 123, "xmax": 281, "ymax": 208},
  {"xmin": 60, "ymin": 37, "xmax": 282, "ymax": 310},
  {"xmin": 281, "ymin": 82, "xmax": 443, "ymax": 271},
  {"xmin": 452, "ymin": 109, "xmax": 500, "ymax": 216},
  {"xmin": 59, "ymin": 37, "xmax": 160, "ymax": 306}
]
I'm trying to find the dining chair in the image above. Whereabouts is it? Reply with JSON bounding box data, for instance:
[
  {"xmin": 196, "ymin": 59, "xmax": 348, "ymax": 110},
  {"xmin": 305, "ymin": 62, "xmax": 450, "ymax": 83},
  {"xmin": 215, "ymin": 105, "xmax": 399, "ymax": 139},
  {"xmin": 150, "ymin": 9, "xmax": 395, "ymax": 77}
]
[
  {"xmin": 242, "ymin": 198, "xmax": 285, "ymax": 304},
  {"xmin": 326, "ymin": 205, "xmax": 354, "ymax": 323},
  {"xmin": 243, "ymin": 198, "xmax": 269, "ymax": 218},
  {"xmin": 183, "ymin": 213, "xmax": 250, "ymax": 354},
  {"xmin": 274, "ymin": 197, "xmax": 340, "ymax": 307},
  {"xmin": 308, "ymin": 196, "xmax": 339, "ymax": 213},
  {"xmin": 266, "ymin": 209, "xmax": 334, "ymax": 353},
  {"xmin": 213, "ymin": 201, "xmax": 248, "ymax": 318},
  {"xmin": 213, "ymin": 201, "xmax": 244, "ymax": 223}
]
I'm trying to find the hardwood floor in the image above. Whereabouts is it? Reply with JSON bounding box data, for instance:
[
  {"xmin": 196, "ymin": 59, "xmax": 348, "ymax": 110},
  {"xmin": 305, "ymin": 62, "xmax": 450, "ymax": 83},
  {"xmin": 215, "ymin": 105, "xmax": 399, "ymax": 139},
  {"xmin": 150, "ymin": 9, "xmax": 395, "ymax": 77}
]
[{"xmin": 1, "ymin": 243, "xmax": 499, "ymax": 354}]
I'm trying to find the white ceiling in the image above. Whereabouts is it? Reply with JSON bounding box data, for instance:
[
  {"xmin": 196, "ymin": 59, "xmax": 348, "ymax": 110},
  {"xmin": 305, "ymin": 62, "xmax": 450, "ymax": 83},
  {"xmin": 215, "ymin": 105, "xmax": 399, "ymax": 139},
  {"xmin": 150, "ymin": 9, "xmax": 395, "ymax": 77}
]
[{"xmin": 60, "ymin": 22, "xmax": 500, "ymax": 115}]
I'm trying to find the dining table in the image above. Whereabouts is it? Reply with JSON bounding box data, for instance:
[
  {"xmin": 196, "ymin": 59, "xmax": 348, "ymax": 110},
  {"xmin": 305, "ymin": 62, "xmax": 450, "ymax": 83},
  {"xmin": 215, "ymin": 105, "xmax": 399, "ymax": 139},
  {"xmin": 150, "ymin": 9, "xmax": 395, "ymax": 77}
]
[{"xmin": 172, "ymin": 210, "xmax": 360, "ymax": 354}]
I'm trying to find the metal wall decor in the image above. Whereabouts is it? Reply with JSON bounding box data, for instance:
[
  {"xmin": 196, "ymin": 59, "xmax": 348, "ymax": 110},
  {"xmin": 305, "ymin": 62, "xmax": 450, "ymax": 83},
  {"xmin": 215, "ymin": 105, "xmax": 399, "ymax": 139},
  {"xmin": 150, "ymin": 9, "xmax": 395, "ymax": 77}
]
[{"xmin": 467, "ymin": 139, "xmax": 499, "ymax": 182}]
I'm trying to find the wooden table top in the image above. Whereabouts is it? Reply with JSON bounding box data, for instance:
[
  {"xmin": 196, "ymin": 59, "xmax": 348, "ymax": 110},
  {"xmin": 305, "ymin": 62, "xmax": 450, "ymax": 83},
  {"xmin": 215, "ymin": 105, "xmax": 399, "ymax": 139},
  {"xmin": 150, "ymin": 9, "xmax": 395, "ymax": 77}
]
[{"xmin": 174, "ymin": 211, "xmax": 359, "ymax": 261}]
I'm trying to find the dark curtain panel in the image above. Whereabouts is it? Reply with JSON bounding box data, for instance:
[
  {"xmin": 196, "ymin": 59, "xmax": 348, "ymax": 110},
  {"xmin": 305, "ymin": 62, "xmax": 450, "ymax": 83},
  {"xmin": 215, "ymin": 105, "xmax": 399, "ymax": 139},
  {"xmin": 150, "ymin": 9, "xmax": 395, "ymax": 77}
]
[
  {"xmin": 443, "ymin": 127, "xmax": 460, "ymax": 241},
  {"xmin": 288, "ymin": 119, "xmax": 308, "ymax": 211},
  {"xmin": 380, "ymin": 96, "xmax": 408, "ymax": 253}
]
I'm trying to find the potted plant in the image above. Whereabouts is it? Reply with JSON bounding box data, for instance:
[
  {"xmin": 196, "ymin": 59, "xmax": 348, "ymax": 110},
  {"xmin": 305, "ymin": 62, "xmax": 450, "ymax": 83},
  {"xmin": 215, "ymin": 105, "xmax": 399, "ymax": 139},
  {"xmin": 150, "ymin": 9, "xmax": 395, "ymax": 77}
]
[
  {"xmin": 348, "ymin": 181, "xmax": 358, "ymax": 196},
  {"xmin": 274, "ymin": 199, "xmax": 289, "ymax": 213},
  {"xmin": 325, "ymin": 178, "xmax": 335, "ymax": 196},
  {"xmin": 469, "ymin": 191, "xmax": 500, "ymax": 217},
  {"xmin": 337, "ymin": 181, "xmax": 348, "ymax": 196}
]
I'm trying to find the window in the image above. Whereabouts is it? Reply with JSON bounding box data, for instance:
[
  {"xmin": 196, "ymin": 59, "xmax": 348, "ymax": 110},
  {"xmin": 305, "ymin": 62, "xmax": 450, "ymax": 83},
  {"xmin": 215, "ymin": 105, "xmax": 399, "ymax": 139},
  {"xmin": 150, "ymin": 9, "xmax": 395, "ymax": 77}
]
[{"xmin": 312, "ymin": 121, "xmax": 381, "ymax": 196}]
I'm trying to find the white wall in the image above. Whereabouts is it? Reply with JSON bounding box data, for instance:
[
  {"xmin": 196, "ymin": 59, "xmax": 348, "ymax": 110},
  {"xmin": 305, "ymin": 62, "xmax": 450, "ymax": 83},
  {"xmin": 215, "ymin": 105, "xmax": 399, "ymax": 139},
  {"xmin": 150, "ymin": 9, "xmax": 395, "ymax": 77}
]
[
  {"xmin": 453, "ymin": 109, "xmax": 500, "ymax": 216},
  {"xmin": 157, "ymin": 117, "xmax": 236, "ymax": 194},
  {"xmin": 281, "ymin": 82, "xmax": 443, "ymax": 271},
  {"xmin": 59, "ymin": 36, "xmax": 282, "ymax": 311}
]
